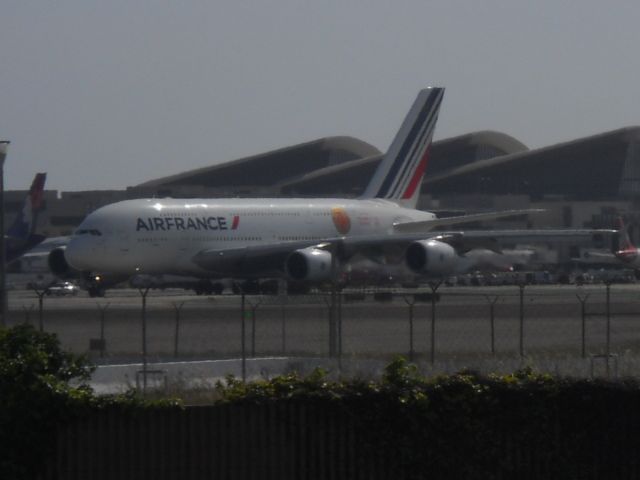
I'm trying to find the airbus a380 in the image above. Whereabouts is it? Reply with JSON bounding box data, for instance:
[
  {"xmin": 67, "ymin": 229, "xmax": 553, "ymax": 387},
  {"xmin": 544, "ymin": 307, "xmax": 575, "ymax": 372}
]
[{"xmin": 58, "ymin": 88, "xmax": 614, "ymax": 284}]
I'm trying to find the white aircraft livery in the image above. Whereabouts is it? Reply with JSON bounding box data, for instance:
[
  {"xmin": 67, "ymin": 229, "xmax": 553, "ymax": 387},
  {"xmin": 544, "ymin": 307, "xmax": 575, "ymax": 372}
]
[{"xmin": 60, "ymin": 88, "xmax": 615, "ymax": 282}]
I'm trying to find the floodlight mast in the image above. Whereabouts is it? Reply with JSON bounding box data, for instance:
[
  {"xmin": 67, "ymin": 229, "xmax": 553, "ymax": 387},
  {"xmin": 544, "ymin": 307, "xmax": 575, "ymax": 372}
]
[{"xmin": 0, "ymin": 141, "xmax": 9, "ymax": 326}]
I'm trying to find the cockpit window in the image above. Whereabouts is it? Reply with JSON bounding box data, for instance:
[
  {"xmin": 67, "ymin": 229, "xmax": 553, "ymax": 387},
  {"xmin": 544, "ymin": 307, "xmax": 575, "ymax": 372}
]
[{"xmin": 75, "ymin": 229, "xmax": 102, "ymax": 236}]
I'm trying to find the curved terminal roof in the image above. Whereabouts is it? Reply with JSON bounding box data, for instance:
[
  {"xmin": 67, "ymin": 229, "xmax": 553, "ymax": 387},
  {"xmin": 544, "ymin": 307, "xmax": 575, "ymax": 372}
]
[
  {"xmin": 280, "ymin": 130, "xmax": 528, "ymax": 196},
  {"xmin": 425, "ymin": 127, "xmax": 640, "ymax": 200},
  {"xmin": 130, "ymin": 126, "xmax": 640, "ymax": 202},
  {"xmin": 134, "ymin": 131, "xmax": 526, "ymax": 196},
  {"xmin": 136, "ymin": 136, "xmax": 380, "ymax": 189}
]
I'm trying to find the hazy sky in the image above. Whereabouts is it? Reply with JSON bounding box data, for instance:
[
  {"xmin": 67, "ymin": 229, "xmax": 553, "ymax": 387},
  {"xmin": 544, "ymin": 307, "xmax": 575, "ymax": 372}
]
[{"xmin": 2, "ymin": 1, "xmax": 640, "ymax": 192}]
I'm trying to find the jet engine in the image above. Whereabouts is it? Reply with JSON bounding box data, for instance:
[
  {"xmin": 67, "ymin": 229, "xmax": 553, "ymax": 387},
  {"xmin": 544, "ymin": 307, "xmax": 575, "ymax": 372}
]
[
  {"xmin": 405, "ymin": 239, "xmax": 459, "ymax": 276},
  {"xmin": 48, "ymin": 247, "xmax": 74, "ymax": 278},
  {"xmin": 48, "ymin": 246, "xmax": 124, "ymax": 297},
  {"xmin": 285, "ymin": 247, "xmax": 333, "ymax": 282}
]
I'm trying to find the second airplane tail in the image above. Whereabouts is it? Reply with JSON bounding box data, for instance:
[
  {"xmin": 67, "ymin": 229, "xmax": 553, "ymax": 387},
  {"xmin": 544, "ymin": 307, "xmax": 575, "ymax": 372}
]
[
  {"xmin": 616, "ymin": 216, "xmax": 634, "ymax": 250},
  {"xmin": 7, "ymin": 172, "xmax": 47, "ymax": 239},
  {"xmin": 361, "ymin": 87, "xmax": 444, "ymax": 209},
  {"xmin": 613, "ymin": 216, "xmax": 639, "ymax": 263}
]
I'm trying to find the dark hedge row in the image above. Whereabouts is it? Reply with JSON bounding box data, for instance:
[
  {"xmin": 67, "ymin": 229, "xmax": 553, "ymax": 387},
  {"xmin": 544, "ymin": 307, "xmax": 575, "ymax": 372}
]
[
  {"xmin": 2, "ymin": 323, "xmax": 640, "ymax": 479},
  {"xmin": 216, "ymin": 359, "xmax": 640, "ymax": 479}
]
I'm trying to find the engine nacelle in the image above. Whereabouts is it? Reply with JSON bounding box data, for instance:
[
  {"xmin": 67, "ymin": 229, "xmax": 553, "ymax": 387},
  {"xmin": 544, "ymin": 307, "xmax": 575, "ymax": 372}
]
[
  {"xmin": 285, "ymin": 247, "xmax": 333, "ymax": 282},
  {"xmin": 48, "ymin": 246, "xmax": 126, "ymax": 296},
  {"xmin": 405, "ymin": 239, "xmax": 459, "ymax": 276},
  {"xmin": 48, "ymin": 246, "xmax": 76, "ymax": 278}
]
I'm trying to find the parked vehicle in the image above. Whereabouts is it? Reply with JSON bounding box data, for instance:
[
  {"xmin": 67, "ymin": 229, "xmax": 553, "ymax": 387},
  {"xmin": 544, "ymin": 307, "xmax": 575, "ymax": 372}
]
[{"xmin": 45, "ymin": 281, "xmax": 79, "ymax": 296}]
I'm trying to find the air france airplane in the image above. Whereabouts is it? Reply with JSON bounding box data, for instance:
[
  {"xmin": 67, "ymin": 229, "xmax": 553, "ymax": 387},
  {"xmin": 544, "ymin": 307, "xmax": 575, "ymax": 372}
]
[{"xmin": 58, "ymin": 88, "xmax": 613, "ymax": 283}]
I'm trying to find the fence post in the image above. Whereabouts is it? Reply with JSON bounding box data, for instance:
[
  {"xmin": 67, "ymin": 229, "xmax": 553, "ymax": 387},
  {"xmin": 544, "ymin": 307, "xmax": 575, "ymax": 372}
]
[
  {"xmin": 576, "ymin": 291, "xmax": 590, "ymax": 359},
  {"xmin": 403, "ymin": 296, "xmax": 416, "ymax": 361},
  {"xmin": 247, "ymin": 299, "xmax": 262, "ymax": 358},
  {"xmin": 240, "ymin": 289, "xmax": 247, "ymax": 382},
  {"xmin": 518, "ymin": 283, "xmax": 525, "ymax": 358},
  {"xmin": 279, "ymin": 279, "xmax": 287, "ymax": 355},
  {"xmin": 429, "ymin": 281, "xmax": 442, "ymax": 365},
  {"xmin": 337, "ymin": 289, "xmax": 343, "ymax": 371},
  {"xmin": 485, "ymin": 295, "xmax": 499, "ymax": 355},
  {"xmin": 605, "ymin": 281, "xmax": 612, "ymax": 377},
  {"xmin": 28, "ymin": 284, "xmax": 48, "ymax": 332},
  {"xmin": 138, "ymin": 287, "xmax": 150, "ymax": 393},
  {"xmin": 325, "ymin": 240, "xmax": 343, "ymax": 358},
  {"xmin": 172, "ymin": 301, "xmax": 185, "ymax": 358},
  {"xmin": 330, "ymin": 242, "xmax": 338, "ymax": 358},
  {"xmin": 96, "ymin": 302, "xmax": 110, "ymax": 358},
  {"xmin": 323, "ymin": 296, "xmax": 334, "ymax": 357}
]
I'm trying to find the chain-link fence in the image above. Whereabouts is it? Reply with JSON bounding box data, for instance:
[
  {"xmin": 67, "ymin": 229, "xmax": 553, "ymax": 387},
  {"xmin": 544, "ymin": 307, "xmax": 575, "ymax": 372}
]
[{"xmin": 9, "ymin": 284, "xmax": 640, "ymax": 378}]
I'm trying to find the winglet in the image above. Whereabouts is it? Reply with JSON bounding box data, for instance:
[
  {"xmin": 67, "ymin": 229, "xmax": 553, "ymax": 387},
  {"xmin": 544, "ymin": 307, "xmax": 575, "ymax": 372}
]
[{"xmin": 361, "ymin": 88, "xmax": 444, "ymax": 209}]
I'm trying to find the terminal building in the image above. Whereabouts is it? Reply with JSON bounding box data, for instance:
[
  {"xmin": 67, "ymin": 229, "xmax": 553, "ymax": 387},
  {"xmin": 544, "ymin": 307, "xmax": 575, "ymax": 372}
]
[{"xmin": 8, "ymin": 126, "xmax": 640, "ymax": 247}]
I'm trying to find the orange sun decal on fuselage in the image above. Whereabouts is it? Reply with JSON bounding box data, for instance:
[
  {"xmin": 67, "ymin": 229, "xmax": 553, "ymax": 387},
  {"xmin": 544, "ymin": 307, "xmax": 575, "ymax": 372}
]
[{"xmin": 331, "ymin": 207, "xmax": 351, "ymax": 235}]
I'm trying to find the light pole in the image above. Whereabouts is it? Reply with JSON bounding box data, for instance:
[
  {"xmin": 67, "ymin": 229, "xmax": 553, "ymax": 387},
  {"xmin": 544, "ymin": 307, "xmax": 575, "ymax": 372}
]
[{"xmin": 0, "ymin": 141, "xmax": 9, "ymax": 327}]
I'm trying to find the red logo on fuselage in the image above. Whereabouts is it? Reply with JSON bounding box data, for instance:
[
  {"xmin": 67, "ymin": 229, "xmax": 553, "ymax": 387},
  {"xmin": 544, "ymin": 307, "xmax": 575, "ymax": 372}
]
[{"xmin": 331, "ymin": 207, "xmax": 351, "ymax": 235}]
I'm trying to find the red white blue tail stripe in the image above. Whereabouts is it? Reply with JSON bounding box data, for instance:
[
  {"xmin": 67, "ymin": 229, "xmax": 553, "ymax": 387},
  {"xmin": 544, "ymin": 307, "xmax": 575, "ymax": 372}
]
[{"xmin": 362, "ymin": 87, "xmax": 444, "ymax": 209}]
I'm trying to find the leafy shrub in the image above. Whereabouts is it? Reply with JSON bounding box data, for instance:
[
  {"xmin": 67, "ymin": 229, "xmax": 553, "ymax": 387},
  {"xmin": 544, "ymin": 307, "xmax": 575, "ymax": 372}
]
[{"xmin": 0, "ymin": 324, "xmax": 95, "ymax": 479}]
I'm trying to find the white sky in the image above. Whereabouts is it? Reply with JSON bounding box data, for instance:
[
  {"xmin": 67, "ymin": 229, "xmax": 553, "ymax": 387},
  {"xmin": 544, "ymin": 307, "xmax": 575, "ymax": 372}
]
[{"xmin": 2, "ymin": 1, "xmax": 640, "ymax": 191}]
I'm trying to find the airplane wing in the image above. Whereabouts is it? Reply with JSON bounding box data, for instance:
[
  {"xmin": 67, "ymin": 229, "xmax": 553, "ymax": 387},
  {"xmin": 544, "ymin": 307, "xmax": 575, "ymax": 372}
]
[
  {"xmin": 191, "ymin": 228, "xmax": 618, "ymax": 276},
  {"xmin": 434, "ymin": 229, "xmax": 617, "ymax": 253},
  {"xmin": 192, "ymin": 240, "xmax": 316, "ymax": 276},
  {"xmin": 393, "ymin": 209, "xmax": 545, "ymax": 233},
  {"xmin": 339, "ymin": 229, "xmax": 618, "ymax": 255},
  {"xmin": 6, "ymin": 233, "xmax": 47, "ymax": 264}
]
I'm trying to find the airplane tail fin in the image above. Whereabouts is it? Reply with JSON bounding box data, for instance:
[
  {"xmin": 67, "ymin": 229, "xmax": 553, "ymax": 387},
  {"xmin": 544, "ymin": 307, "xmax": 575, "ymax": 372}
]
[
  {"xmin": 615, "ymin": 216, "xmax": 634, "ymax": 250},
  {"xmin": 612, "ymin": 216, "xmax": 639, "ymax": 264},
  {"xmin": 361, "ymin": 87, "xmax": 444, "ymax": 209},
  {"xmin": 7, "ymin": 173, "xmax": 47, "ymax": 239}
]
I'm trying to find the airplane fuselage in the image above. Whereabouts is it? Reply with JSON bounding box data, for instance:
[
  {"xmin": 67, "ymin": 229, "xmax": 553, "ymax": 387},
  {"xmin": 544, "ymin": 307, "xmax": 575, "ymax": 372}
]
[{"xmin": 66, "ymin": 198, "xmax": 436, "ymax": 277}]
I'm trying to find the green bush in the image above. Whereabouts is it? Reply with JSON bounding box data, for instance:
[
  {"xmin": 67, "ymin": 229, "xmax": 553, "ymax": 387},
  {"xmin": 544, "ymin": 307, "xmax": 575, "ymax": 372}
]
[
  {"xmin": 0, "ymin": 324, "xmax": 183, "ymax": 479},
  {"xmin": 0, "ymin": 324, "xmax": 95, "ymax": 479}
]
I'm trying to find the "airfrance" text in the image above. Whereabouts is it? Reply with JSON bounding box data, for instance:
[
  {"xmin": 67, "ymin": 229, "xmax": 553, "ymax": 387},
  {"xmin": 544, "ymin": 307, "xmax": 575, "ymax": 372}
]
[{"xmin": 136, "ymin": 216, "xmax": 240, "ymax": 232}]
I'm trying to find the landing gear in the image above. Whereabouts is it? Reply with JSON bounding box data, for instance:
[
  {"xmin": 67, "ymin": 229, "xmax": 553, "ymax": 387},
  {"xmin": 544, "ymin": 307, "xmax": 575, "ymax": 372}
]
[{"xmin": 87, "ymin": 286, "xmax": 105, "ymax": 297}]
